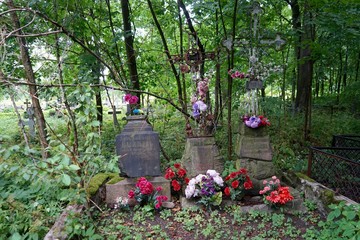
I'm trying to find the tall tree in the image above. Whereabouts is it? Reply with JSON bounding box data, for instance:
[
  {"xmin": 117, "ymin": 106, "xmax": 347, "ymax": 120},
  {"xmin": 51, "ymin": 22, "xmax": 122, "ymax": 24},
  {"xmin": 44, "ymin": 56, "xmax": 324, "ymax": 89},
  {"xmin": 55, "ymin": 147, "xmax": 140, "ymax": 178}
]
[
  {"xmin": 121, "ymin": 0, "xmax": 140, "ymax": 98},
  {"xmin": 6, "ymin": 0, "xmax": 49, "ymax": 158}
]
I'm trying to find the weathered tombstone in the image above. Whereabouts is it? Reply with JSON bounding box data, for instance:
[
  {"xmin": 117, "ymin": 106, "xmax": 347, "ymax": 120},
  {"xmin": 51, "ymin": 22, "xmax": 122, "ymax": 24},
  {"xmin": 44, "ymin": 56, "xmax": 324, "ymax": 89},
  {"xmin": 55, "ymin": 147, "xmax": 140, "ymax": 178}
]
[
  {"xmin": 181, "ymin": 136, "xmax": 224, "ymax": 178},
  {"xmin": 115, "ymin": 115, "xmax": 161, "ymax": 177},
  {"xmin": 106, "ymin": 115, "xmax": 170, "ymax": 207},
  {"xmin": 235, "ymin": 124, "xmax": 275, "ymax": 181}
]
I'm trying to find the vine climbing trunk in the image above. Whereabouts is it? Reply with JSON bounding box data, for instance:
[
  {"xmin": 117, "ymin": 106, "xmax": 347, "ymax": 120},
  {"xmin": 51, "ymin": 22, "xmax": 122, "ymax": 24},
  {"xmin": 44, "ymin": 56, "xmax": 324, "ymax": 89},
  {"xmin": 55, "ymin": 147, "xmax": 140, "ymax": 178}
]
[{"xmin": 6, "ymin": 0, "xmax": 49, "ymax": 159}]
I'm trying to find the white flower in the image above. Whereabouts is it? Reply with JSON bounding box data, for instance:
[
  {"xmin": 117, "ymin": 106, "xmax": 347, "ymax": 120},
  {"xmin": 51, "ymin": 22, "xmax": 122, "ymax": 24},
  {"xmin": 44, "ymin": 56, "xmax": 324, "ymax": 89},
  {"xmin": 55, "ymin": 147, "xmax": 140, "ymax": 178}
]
[
  {"xmin": 206, "ymin": 169, "xmax": 219, "ymax": 177},
  {"xmin": 195, "ymin": 174, "xmax": 206, "ymax": 183},
  {"xmin": 188, "ymin": 178, "xmax": 196, "ymax": 186},
  {"xmin": 185, "ymin": 184, "xmax": 195, "ymax": 198},
  {"xmin": 213, "ymin": 176, "xmax": 224, "ymax": 186}
]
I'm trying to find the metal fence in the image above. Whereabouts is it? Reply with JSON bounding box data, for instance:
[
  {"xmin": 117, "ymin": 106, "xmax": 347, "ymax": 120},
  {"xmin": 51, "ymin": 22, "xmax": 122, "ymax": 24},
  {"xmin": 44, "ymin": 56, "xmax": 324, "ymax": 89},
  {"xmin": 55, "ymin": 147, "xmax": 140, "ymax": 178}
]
[
  {"xmin": 307, "ymin": 146, "xmax": 360, "ymax": 202},
  {"xmin": 332, "ymin": 135, "xmax": 360, "ymax": 148}
]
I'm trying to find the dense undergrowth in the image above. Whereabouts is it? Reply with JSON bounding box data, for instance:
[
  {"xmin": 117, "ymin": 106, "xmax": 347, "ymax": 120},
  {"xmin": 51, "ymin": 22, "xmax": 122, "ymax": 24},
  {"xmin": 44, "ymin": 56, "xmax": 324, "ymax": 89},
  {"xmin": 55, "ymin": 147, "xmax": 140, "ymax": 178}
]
[{"xmin": 0, "ymin": 97, "xmax": 359, "ymax": 239}]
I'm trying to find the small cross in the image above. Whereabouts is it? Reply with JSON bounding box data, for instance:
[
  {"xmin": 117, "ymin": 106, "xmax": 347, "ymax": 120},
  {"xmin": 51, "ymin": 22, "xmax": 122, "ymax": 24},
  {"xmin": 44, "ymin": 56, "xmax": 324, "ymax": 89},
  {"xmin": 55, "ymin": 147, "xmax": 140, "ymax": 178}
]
[{"xmin": 24, "ymin": 99, "xmax": 31, "ymax": 109}]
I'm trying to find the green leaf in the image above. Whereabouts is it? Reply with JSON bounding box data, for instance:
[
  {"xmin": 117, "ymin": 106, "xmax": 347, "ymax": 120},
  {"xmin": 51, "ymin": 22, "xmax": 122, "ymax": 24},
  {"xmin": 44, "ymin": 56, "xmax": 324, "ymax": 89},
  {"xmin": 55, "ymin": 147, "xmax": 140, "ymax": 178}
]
[
  {"xmin": 69, "ymin": 164, "xmax": 80, "ymax": 171},
  {"xmin": 10, "ymin": 232, "xmax": 22, "ymax": 240},
  {"xmin": 61, "ymin": 174, "xmax": 71, "ymax": 186}
]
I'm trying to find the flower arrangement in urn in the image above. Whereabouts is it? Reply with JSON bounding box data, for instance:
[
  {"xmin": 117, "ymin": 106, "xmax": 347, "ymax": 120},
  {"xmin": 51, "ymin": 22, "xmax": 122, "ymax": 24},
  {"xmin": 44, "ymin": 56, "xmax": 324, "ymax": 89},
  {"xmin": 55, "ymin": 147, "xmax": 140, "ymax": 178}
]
[
  {"xmin": 164, "ymin": 163, "xmax": 189, "ymax": 196},
  {"xmin": 128, "ymin": 177, "xmax": 168, "ymax": 211},
  {"xmin": 259, "ymin": 176, "xmax": 294, "ymax": 208},
  {"xmin": 223, "ymin": 168, "xmax": 253, "ymax": 201},
  {"xmin": 185, "ymin": 170, "xmax": 224, "ymax": 209}
]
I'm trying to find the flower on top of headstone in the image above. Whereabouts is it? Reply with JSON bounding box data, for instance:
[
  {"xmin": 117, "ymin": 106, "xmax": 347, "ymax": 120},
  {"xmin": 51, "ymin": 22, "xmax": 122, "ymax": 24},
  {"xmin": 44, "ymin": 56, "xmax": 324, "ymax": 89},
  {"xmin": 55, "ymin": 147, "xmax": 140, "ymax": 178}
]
[
  {"xmin": 124, "ymin": 93, "xmax": 139, "ymax": 105},
  {"xmin": 242, "ymin": 115, "xmax": 270, "ymax": 129},
  {"xmin": 124, "ymin": 93, "xmax": 141, "ymax": 115},
  {"xmin": 228, "ymin": 69, "xmax": 247, "ymax": 79}
]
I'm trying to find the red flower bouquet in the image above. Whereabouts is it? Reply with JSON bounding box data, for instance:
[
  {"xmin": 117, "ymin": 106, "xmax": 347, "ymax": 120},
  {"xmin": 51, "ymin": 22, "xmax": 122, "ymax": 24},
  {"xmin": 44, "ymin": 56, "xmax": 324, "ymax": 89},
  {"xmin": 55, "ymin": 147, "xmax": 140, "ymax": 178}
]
[
  {"xmin": 223, "ymin": 168, "xmax": 253, "ymax": 201},
  {"xmin": 164, "ymin": 163, "xmax": 189, "ymax": 195},
  {"xmin": 259, "ymin": 176, "xmax": 294, "ymax": 208},
  {"xmin": 128, "ymin": 177, "xmax": 168, "ymax": 210}
]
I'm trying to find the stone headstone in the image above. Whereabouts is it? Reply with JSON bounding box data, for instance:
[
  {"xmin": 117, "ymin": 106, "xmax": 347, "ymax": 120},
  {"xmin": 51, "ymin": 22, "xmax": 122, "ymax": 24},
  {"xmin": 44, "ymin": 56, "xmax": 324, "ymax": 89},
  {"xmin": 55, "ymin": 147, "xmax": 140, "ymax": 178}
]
[
  {"xmin": 235, "ymin": 124, "xmax": 275, "ymax": 181},
  {"xmin": 115, "ymin": 115, "xmax": 161, "ymax": 177},
  {"xmin": 181, "ymin": 136, "xmax": 223, "ymax": 178}
]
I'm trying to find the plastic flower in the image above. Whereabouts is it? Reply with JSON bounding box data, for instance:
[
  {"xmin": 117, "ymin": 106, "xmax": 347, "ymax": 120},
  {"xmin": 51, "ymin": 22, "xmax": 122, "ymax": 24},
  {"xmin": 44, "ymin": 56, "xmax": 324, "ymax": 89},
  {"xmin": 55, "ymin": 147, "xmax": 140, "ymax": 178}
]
[
  {"xmin": 185, "ymin": 170, "xmax": 224, "ymax": 209},
  {"xmin": 128, "ymin": 177, "xmax": 168, "ymax": 210},
  {"xmin": 164, "ymin": 163, "xmax": 189, "ymax": 194},
  {"xmin": 243, "ymin": 115, "xmax": 270, "ymax": 129},
  {"xmin": 223, "ymin": 168, "xmax": 253, "ymax": 201},
  {"xmin": 259, "ymin": 176, "xmax": 294, "ymax": 207}
]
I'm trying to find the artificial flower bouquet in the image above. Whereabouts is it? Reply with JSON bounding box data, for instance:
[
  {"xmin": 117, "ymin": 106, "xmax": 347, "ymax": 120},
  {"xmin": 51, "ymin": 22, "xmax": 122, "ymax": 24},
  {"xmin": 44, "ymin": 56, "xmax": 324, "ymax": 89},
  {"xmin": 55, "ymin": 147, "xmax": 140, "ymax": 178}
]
[
  {"xmin": 223, "ymin": 168, "xmax": 253, "ymax": 201},
  {"xmin": 128, "ymin": 177, "xmax": 168, "ymax": 210},
  {"xmin": 242, "ymin": 115, "xmax": 270, "ymax": 129},
  {"xmin": 185, "ymin": 170, "xmax": 224, "ymax": 209},
  {"xmin": 124, "ymin": 93, "xmax": 141, "ymax": 115},
  {"xmin": 164, "ymin": 163, "xmax": 190, "ymax": 195},
  {"xmin": 259, "ymin": 176, "xmax": 294, "ymax": 208}
]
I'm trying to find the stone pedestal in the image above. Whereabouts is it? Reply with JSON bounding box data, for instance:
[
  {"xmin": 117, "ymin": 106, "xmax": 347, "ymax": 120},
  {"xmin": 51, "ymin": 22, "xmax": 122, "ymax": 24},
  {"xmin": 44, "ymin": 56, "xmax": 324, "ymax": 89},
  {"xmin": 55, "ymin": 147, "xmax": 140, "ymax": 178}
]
[
  {"xmin": 115, "ymin": 115, "xmax": 161, "ymax": 177},
  {"xmin": 181, "ymin": 136, "xmax": 223, "ymax": 178},
  {"xmin": 106, "ymin": 177, "xmax": 171, "ymax": 208},
  {"xmin": 235, "ymin": 124, "xmax": 275, "ymax": 194}
]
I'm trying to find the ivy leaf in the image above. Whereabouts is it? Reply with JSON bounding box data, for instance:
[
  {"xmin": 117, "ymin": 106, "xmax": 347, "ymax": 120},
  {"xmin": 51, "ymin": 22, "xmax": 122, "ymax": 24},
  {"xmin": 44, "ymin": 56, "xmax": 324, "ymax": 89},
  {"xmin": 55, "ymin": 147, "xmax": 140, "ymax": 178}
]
[{"xmin": 61, "ymin": 174, "xmax": 71, "ymax": 186}]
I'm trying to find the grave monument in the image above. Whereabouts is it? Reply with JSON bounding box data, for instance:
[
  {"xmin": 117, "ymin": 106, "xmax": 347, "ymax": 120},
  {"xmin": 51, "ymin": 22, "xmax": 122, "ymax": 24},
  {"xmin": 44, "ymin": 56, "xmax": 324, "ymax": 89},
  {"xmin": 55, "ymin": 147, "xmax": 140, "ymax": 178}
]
[
  {"xmin": 106, "ymin": 115, "xmax": 170, "ymax": 207},
  {"xmin": 229, "ymin": 2, "xmax": 284, "ymax": 191}
]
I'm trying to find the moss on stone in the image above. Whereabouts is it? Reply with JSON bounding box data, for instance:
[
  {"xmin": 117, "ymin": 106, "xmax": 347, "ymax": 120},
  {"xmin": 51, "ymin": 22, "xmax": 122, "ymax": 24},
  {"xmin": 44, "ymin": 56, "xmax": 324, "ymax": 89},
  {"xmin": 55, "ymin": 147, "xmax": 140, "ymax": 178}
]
[
  {"xmin": 107, "ymin": 174, "xmax": 123, "ymax": 185},
  {"xmin": 86, "ymin": 173, "xmax": 124, "ymax": 197},
  {"xmin": 295, "ymin": 172, "xmax": 315, "ymax": 182},
  {"xmin": 320, "ymin": 189, "xmax": 339, "ymax": 206}
]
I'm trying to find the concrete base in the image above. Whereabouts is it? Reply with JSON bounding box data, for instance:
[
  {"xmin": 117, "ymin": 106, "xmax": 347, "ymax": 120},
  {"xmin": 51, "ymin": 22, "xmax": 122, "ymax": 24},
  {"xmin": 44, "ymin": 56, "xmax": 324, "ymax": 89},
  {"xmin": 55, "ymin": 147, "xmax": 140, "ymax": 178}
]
[{"xmin": 105, "ymin": 176, "xmax": 171, "ymax": 208}]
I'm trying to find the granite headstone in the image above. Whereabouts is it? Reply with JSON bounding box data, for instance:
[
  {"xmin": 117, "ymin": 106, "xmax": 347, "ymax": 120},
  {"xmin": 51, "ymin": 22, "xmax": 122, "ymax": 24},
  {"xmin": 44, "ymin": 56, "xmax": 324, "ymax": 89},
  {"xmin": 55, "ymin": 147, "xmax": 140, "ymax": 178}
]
[{"xmin": 115, "ymin": 115, "xmax": 161, "ymax": 177}]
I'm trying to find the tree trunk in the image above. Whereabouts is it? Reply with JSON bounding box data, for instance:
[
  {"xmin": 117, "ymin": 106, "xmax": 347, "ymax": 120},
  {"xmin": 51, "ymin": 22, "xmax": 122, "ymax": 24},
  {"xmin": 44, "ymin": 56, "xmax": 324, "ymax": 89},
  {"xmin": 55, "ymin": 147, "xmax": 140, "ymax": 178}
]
[
  {"xmin": 6, "ymin": 0, "xmax": 49, "ymax": 158},
  {"xmin": 121, "ymin": 0, "xmax": 140, "ymax": 97},
  {"xmin": 147, "ymin": 0, "xmax": 186, "ymax": 113}
]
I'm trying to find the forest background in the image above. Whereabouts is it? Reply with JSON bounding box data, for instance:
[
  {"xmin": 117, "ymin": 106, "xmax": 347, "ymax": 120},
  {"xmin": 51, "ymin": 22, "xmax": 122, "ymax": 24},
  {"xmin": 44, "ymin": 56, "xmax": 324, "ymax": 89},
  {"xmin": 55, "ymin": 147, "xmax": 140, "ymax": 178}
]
[{"xmin": 0, "ymin": 0, "xmax": 359, "ymax": 238}]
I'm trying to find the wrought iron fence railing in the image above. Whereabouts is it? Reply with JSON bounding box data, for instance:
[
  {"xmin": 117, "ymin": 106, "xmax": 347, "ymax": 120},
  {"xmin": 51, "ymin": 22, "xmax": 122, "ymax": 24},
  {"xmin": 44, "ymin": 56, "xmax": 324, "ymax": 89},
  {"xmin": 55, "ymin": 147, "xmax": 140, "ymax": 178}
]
[{"xmin": 307, "ymin": 146, "xmax": 360, "ymax": 202}]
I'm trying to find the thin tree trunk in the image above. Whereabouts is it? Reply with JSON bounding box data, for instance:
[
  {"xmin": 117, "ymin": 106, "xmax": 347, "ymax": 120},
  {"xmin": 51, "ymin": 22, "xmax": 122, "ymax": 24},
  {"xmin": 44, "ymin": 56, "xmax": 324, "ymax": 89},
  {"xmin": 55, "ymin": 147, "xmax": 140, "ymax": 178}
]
[
  {"xmin": 342, "ymin": 46, "xmax": 348, "ymax": 88},
  {"xmin": 226, "ymin": 0, "xmax": 239, "ymax": 161},
  {"xmin": 355, "ymin": 52, "xmax": 360, "ymax": 82},
  {"xmin": 147, "ymin": 0, "xmax": 186, "ymax": 112},
  {"xmin": 121, "ymin": 0, "xmax": 140, "ymax": 97},
  {"xmin": 6, "ymin": 0, "xmax": 49, "ymax": 158}
]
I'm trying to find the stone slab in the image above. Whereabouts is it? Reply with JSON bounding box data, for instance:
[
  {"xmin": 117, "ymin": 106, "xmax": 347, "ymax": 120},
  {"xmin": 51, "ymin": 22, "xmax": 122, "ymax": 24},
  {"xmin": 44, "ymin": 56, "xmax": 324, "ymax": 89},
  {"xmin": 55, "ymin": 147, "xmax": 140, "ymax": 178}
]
[
  {"xmin": 181, "ymin": 137, "xmax": 223, "ymax": 178},
  {"xmin": 236, "ymin": 136, "xmax": 272, "ymax": 161},
  {"xmin": 237, "ymin": 158, "xmax": 276, "ymax": 180},
  {"xmin": 105, "ymin": 177, "xmax": 171, "ymax": 208},
  {"xmin": 116, "ymin": 116, "xmax": 161, "ymax": 177}
]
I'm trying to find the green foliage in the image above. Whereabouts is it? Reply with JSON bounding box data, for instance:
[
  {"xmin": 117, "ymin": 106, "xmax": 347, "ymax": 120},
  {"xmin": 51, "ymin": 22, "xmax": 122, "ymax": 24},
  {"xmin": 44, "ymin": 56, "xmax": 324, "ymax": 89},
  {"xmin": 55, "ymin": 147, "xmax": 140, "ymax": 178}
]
[{"xmin": 317, "ymin": 202, "xmax": 360, "ymax": 239}]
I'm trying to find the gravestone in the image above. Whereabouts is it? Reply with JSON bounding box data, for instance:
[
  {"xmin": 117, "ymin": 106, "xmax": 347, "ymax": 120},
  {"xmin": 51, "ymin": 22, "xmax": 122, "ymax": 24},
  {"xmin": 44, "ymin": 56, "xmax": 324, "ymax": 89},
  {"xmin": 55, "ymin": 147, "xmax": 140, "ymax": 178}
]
[
  {"xmin": 235, "ymin": 124, "xmax": 275, "ymax": 195},
  {"xmin": 181, "ymin": 136, "xmax": 224, "ymax": 178},
  {"xmin": 106, "ymin": 115, "xmax": 170, "ymax": 207},
  {"xmin": 115, "ymin": 115, "xmax": 161, "ymax": 177}
]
